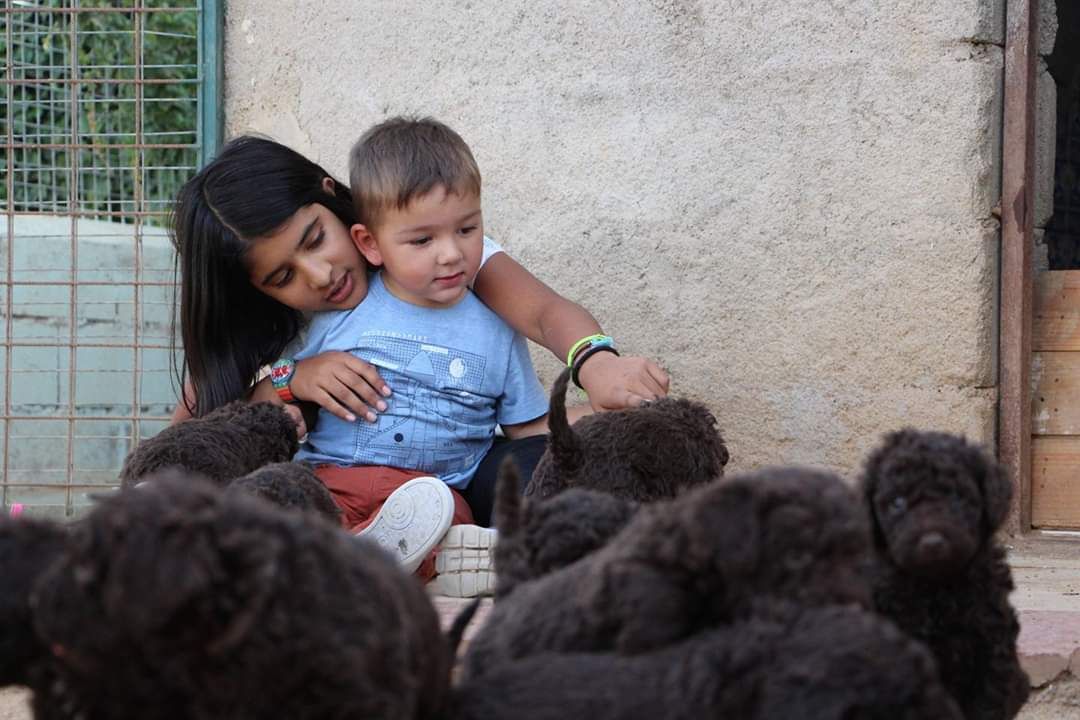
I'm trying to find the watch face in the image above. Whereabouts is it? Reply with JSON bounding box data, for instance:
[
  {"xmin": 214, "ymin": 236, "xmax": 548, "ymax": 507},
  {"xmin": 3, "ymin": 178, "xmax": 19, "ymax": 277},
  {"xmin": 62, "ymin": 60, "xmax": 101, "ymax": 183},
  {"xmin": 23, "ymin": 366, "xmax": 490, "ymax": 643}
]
[{"xmin": 270, "ymin": 360, "xmax": 294, "ymax": 387}]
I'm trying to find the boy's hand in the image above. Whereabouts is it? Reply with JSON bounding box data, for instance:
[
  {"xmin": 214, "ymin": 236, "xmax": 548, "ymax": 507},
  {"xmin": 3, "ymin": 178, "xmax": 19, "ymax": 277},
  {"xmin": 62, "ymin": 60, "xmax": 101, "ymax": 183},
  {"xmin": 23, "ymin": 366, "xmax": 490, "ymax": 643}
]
[
  {"xmin": 576, "ymin": 352, "xmax": 669, "ymax": 412},
  {"xmin": 290, "ymin": 352, "xmax": 392, "ymax": 423}
]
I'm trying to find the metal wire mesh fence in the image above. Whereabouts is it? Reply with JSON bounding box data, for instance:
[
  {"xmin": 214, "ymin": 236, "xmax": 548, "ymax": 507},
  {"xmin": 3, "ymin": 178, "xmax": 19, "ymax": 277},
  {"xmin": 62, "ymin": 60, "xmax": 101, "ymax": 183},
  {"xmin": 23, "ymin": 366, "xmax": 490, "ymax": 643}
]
[{"xmin": 1, "ymin": 0, "xmax": 213, "ymax": 517}]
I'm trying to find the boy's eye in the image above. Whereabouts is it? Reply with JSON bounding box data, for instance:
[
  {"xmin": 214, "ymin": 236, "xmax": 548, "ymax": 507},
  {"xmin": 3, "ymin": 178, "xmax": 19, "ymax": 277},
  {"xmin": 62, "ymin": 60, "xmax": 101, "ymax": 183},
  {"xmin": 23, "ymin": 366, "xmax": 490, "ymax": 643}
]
[
  {"xmin": 410, "ymin": 236, "xmax": 432, "ymax": 246},
  {"xmin": 458, "ymin": 225, "xmax": 478, "ymax": 235}
]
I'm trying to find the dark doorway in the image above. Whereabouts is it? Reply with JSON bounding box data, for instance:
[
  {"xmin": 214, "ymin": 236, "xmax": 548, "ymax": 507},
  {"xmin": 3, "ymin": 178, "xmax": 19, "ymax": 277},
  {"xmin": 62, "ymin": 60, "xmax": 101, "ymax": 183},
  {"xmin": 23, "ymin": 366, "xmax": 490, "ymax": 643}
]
[{"xmin": 1046, "ymin": 1, "xmax": 1080, "ymax": 267}]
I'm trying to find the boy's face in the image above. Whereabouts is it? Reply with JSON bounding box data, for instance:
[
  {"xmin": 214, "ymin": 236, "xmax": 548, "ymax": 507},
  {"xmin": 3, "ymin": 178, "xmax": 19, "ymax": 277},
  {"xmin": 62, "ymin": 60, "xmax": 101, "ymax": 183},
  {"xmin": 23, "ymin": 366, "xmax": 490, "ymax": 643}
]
[
  {"xmin": 245, "ymin": 202, "xmax": 369, "ymax": 313},
  {"xmin": 352, "ymin": 186, "xmax": 484, "ymax": 308}
]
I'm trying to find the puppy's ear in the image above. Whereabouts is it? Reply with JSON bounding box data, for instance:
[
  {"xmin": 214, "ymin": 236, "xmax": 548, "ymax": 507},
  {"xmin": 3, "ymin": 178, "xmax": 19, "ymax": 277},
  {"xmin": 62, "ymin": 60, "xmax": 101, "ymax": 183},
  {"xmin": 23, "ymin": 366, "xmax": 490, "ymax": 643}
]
[
  {"xmin": 683, "ymin": 481, "xmax": 760, "ymax": 574},
  {"xmin": 970, "ymin": 446, "xmax": 1012, "ymax": 533}
]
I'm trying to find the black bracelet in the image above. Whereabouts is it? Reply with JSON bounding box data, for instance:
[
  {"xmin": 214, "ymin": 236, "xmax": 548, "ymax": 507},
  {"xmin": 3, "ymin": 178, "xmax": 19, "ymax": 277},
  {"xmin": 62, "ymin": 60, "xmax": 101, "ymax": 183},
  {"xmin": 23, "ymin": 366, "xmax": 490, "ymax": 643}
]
[{"xmin": 571, "ymin": 345, "xmax": 620, "ymax": 389}]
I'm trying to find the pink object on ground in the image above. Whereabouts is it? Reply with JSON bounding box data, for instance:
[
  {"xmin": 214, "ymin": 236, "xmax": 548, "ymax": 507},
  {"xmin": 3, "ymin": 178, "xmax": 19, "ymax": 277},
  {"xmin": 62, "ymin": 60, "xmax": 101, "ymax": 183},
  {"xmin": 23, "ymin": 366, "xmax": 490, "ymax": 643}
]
[{"xmin": 8, "ymin": 503, "xmax": 23, "ymax": 518}]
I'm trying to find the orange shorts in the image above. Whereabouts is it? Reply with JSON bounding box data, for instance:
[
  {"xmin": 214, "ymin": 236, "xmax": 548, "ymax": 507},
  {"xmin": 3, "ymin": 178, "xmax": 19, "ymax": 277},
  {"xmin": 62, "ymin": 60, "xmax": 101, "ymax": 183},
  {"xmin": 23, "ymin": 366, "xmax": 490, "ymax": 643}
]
[{"xmin": 312, "ymin": 464, "xmax": 474, "ymax": 581}]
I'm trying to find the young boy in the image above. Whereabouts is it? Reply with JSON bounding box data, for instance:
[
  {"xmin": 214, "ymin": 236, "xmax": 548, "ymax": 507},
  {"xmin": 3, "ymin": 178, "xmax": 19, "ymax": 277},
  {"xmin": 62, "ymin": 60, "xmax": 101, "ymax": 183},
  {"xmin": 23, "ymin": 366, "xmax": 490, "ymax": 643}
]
[{"xmin": 291, "ymin": 117, "xmax": 554, "ymax": 595}]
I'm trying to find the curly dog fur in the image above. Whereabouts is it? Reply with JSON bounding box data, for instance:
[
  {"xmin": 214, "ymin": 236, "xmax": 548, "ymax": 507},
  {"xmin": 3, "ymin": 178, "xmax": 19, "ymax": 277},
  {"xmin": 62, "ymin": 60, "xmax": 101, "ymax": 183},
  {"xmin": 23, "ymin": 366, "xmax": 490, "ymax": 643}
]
[
  {"xmin": 463, "ymin": 466, "xmax": 871, "ymax": 678},
  {"xmin": 453, "ymin": 603, "xmax": 961, "ymax": 720},
  {"xmin": 30, "ymin": 474, "xmax": 450, "ymax": 720},
  {"xmin": 524, "ymin": 368, "xmax": 729, "ymax": 501},
  {"xmin": 860, "ymin": 429, "xmax": 1029, "ymax": 720},
  {"xmin": 225, "ymin": 462, "xmax": 342, "ymax": 526},
  {"xmin": 0, "ymin": 515, "xmax": 67, "ymax": 689},
  {"xmin": 119, "ymin": 401, "xmax": 298, "ymax": 488},
  {"xmin": 493, "ymin": 462, "xmax": 638, "ymax": 598}
]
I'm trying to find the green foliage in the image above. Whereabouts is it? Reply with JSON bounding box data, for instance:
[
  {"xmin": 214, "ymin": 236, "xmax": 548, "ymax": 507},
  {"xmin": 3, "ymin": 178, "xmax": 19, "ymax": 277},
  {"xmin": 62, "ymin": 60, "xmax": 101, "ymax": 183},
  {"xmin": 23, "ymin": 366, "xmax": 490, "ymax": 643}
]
[{"xmin": 1, "ymin": 7, "xmax": 200, "ymax": 224}]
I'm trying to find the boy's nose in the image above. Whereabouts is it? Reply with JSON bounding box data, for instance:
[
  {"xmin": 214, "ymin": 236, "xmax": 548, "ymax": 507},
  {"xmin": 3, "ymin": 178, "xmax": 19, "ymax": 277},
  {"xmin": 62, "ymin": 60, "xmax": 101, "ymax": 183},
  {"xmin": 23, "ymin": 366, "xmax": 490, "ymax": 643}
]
[{"xmin": 437, "ymin": 239, "xmax": 465, "ymax": 265}]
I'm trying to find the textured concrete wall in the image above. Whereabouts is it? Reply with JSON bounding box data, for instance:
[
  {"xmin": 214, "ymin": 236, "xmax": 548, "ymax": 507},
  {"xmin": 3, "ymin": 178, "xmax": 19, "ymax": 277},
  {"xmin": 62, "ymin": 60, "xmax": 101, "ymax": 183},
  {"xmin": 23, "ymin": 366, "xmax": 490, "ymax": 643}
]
[{"xmin": 224, "ymin": 1, "xmax": 1005, "ymax": 477}]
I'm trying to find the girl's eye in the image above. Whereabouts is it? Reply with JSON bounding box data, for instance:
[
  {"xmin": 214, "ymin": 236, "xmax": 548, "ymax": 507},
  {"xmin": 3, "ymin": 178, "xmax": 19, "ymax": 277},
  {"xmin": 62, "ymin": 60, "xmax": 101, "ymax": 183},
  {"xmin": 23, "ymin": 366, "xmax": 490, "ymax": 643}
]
[
  {"xmin": 308, "ymin": 230, "xmax": 324, "ymax": 249},
  {"xmin": 275, "ymin": 270, "xmax": 294, "ymax": 288}
]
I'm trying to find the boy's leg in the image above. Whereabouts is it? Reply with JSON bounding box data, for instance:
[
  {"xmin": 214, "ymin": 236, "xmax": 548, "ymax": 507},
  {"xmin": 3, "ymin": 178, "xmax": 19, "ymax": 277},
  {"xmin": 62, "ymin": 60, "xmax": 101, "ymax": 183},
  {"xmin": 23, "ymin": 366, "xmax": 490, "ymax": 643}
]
[
  {"xmin": 313, "ymin": 465, "xmax": 469, "ymax": 575},
  {"xmin": 461, "ymin": 435, "xmax": 548, "ymax": 527},
  {"xmin": 429, "ymin": 436, "xmax": 547, "ymax": 598}
]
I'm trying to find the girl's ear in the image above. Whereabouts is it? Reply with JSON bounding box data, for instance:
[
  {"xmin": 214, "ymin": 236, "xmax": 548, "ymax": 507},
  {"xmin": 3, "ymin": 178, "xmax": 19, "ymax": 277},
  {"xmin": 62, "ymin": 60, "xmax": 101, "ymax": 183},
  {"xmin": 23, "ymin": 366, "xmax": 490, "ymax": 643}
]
[
  {"xmin": 351, "ymin": 224, "xmax": 383, "ymax": 267},
  {"xmin": 321, "ymin": 176, "xmax": 336, "ymax": 195}
]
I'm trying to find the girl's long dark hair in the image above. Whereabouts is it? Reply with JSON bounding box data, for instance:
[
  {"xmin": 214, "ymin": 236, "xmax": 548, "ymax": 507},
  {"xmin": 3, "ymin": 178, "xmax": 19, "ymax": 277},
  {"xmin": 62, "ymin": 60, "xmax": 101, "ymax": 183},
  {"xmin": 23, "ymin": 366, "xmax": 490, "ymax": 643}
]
[{"xmin": 171, "ymin": 136, "xmax": 356, "ymax": 417}]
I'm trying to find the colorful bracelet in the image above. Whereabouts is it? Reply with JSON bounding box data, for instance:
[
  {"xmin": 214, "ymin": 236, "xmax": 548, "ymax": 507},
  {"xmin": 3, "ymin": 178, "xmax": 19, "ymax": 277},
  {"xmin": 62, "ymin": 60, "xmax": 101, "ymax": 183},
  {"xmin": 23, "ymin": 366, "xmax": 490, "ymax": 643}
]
[
  {"xmin": 566, "ymin": 334, "xmax": 613, "ymax": 368},
  {"xmin": 571, "ymin": 344, "xmax": 620, "ymax": 389},
  {"xmin": 270, "ymin": 358, "xmax": 298, "ymax": 404}
]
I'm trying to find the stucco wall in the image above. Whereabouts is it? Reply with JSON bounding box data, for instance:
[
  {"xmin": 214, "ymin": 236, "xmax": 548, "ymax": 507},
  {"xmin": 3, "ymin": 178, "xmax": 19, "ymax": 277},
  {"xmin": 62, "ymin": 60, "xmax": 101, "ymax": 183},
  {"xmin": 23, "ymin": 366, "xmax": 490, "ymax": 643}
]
[{"xmin": 223, "ymin": 1, "xmax": 1005, "ymax": 478}]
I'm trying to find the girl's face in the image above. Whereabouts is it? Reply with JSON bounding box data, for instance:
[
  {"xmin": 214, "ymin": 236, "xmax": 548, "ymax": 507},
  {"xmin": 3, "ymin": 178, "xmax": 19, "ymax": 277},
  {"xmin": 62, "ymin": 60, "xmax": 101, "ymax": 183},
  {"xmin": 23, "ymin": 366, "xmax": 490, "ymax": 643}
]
[{"xmin": 245, "ymin": 203, "xmax": 369, "ymax": 312}]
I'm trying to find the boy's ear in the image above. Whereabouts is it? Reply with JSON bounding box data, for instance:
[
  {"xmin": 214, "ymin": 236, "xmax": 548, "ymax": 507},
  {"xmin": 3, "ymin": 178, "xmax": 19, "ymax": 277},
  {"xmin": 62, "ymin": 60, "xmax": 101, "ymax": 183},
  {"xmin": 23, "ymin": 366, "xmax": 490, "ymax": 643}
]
[{"xmin": 350, "ymin": 224, "xmax": 383, "ymax": 267}]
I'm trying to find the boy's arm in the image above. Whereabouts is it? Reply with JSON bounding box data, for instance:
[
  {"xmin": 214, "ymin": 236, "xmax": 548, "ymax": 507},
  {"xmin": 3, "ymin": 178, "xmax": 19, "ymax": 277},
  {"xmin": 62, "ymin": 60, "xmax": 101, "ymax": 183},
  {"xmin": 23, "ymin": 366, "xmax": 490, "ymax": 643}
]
[{"xmin": 473, "ymin": 252, "xmax": 669, "ymax": 411}]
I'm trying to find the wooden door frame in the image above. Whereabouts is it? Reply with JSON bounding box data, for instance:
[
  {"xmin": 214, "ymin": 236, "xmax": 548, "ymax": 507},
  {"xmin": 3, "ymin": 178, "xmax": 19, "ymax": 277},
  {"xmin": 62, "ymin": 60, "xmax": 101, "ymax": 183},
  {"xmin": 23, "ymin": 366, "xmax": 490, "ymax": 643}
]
[{"xmin": 1000, "ymin": 0, "xmax": 1038, "ymax": 535}]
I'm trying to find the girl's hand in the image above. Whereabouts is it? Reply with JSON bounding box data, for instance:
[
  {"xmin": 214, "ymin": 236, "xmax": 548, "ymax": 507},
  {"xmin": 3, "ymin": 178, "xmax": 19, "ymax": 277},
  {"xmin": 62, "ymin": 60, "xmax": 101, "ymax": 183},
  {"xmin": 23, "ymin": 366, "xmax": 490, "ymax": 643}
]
[
  {"xmin": 281, "ymin": 403, "xmax": 309, "ymax": 438},
  {"xmin": 290, "ymin": 352, "xmax": 392, "ymax": 423},
  {"xmin": 575, "ymin": 352, "xmax": 670, "ymax": 412}
]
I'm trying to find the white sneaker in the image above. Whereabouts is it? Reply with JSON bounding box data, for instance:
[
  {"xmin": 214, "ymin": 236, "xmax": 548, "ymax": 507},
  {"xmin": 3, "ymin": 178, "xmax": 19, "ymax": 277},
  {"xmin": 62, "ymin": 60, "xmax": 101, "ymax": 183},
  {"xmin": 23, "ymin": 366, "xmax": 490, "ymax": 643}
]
[
  {"xmin": 355, "ymin": 476, "xmax": 454, "ymax": 574},
  {"xmin": 429, "ymin": 524, "xmax": 498, "ymax": 597}
]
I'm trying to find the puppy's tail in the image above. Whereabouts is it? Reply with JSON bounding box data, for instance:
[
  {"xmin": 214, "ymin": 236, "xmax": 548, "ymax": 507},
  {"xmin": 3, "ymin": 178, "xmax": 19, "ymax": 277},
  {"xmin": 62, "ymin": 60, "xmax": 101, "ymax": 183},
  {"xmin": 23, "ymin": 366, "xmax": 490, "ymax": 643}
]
[
  {"xmin": 547, "ymin": 367, "xmax": 582, "ymax": 473},
  {"xmin": 494, "ymin": 458, "xmax": 523, "ymax": 537},
  {"xmin": 445, "ymin": 597, "xmax": 483, "ymax": 659}
]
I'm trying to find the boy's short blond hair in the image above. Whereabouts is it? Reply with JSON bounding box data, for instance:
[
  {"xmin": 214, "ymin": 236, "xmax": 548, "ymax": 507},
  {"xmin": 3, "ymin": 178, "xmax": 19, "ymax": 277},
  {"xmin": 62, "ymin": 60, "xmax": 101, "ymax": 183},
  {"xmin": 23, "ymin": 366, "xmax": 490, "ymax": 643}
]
[{"xmin": 348, "ymin": 116, "xmax": 482, "ymax": 229}]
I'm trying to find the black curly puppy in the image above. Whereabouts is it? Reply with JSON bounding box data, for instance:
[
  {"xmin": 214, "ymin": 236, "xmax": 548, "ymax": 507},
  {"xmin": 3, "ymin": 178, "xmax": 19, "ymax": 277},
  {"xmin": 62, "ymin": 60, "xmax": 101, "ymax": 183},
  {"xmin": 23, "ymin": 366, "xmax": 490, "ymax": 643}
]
[
  {"xmin": 119, "ymin": 401, "xmax": 299, "ymax": 488},
  {"xmin": 453, "ymin": 603, "xmax": 961, "ymax": 720},
  {"xmin": 0, "ymin": 514, "xmax": 67, "ymax": 689},
  {"xmin": 30, "ymin": 474, "xmax": 450, "ymax": 720},
  {"xmin": 463, "ymin": 466, "xmax": 871, "ymax": 678},
  {"xmin": 493, "ymin": 462, "xmax": 638, "ymax": 598},
  {"xmin": 860, "ymin": 429, "xmax": 1029, "ymax": 720},
  {"xmin": 225, "ymin": 462, "xmax": 342, "ymax": 526},
  {"xmin": 524, "ymin": 368, "xmax": 729, "ymax": 501}
]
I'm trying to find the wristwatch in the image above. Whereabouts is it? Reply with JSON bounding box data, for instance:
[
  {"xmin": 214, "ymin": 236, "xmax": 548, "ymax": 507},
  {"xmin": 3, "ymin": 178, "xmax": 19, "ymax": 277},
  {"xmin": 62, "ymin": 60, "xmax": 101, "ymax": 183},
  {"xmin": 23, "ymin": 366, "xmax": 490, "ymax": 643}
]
[{"xmin": 270, "ymin": 358, "xmax": 297, "ymax": 403}]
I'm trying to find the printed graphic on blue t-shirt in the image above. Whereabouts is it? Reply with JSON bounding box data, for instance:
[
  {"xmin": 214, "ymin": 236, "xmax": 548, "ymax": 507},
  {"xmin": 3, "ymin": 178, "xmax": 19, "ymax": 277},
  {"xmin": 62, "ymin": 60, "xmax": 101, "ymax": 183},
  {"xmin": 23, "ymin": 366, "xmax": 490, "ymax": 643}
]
[
  {"xmin": 352, "ymin": 334, "xmax": 491, "ymax": 474},
  {"xmin": 293, "ymin": 272, "xmax": 547, "ymax": 488}
]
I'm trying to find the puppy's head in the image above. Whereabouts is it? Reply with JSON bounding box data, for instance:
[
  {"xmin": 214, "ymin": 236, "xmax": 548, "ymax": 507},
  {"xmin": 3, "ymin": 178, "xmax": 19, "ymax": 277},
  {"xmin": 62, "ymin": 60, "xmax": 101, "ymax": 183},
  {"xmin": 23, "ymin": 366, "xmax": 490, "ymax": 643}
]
[
  {"xmin": 31, "ymin": 474, "xmax": 285, "ymax": 683},
  {"xmin": 745, "ymin": 467, "xmax": 871, "ymax": 608},
  {"xmin": 861, "ymin": 429, "xmax": 1009, "ymax": 578},
  {"xmin": 681, "ymin": 467, "xmax": 871, "ymax": 611}
]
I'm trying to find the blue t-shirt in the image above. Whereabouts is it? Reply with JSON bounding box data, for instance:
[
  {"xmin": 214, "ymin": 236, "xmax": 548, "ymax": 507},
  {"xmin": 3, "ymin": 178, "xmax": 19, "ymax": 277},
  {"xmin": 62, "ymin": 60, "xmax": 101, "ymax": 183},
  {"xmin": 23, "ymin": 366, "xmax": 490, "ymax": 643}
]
[{"xmin": 293, "ymin": 272, "xmax": 548, "ymax": 488}]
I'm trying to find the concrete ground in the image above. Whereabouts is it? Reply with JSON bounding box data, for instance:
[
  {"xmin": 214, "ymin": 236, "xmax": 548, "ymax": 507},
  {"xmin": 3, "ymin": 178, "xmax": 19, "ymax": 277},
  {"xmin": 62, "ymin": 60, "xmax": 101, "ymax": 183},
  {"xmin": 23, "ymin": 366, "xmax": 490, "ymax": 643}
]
[{"xmin": 1, "ymin": 542, "xmax": 1077, "ymax": 719}]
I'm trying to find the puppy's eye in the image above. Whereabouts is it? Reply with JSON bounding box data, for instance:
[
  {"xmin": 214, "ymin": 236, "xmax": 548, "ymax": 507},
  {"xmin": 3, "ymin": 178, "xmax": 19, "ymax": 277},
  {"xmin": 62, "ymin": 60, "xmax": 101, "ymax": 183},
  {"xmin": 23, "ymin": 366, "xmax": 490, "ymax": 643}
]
[{"xmin": 889, "ymin": 497, "xmax": 907, "ymax": 515}]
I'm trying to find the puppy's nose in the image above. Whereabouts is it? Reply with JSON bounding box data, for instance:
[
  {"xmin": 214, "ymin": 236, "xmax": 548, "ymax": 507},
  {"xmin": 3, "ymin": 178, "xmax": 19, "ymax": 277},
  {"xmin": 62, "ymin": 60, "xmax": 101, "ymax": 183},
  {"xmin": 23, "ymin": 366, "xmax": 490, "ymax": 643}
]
[{"xmin": 916, "ymin": 532, "xmax": 948, "ymax": 562}]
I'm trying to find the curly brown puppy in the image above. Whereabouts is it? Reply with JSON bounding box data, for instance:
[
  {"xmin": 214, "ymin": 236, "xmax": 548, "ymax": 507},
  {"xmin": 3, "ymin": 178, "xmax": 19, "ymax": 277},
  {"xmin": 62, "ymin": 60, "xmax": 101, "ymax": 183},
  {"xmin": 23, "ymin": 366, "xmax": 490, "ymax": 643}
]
[
  {"xmin": 225, "ymin": 461, "xmax": 342, "ymax": 526},
  {"xmin": 463, "ymin": 466, "xmax": 871, "ymax": 678},
  {"xmin": 119, "ymin": 401, "xmax": 299, "ymax": 488},
  {"xmin": 493, "ymin": 462, "xmax": 638, "ymax": 598},
  {"xmin": 453, "ymin": 603, "xmax": 961, "ymax": 720},
  {"xmin": 860, "ymin": 429, "xmax": 1029, "ymax": 720},
  {"xmin": 524, "ymin": 368, "xmax": 728, "ymax": 501},
  {"xmin": 0, "ymin": 514, "xmax": 67, "ymax": 689},
  {"xmin": 30, "ymin": 474, "xmax": 450, "ymax": 720}
]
